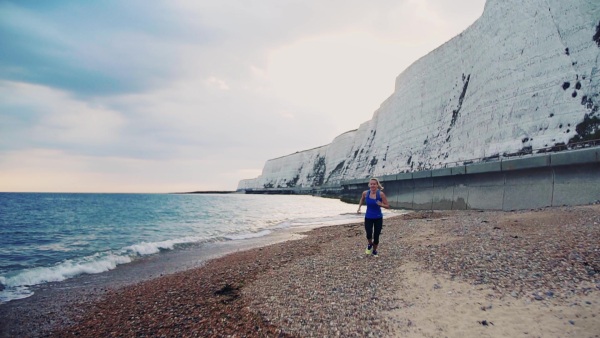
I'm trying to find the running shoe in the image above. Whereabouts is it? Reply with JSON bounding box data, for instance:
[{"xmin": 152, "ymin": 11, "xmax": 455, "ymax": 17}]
[
  {"xmin": 372, "ymin": 250, "xmax": 379, "ymax": 257},
  {"xmin": 365, "ymin": 244, "xmax": 373, "ymax": 255}
]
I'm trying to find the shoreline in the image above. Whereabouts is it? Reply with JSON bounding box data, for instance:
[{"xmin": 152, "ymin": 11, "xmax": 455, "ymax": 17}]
[
  {"xmin": 1, "ymin": 206, "xmax": 599, "ymax": 337},
  {"xmin": 0, "ymin": 216, "xmax": 367, "ymax": 337}
]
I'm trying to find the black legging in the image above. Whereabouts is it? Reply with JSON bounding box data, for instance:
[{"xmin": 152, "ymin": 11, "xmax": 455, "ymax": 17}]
[{"xmin": 364, "ymin": 218, "xmax": 383, "ymax": 245}]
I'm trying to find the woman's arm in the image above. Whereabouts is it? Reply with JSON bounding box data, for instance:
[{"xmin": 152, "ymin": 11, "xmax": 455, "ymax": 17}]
[
  {"xmin": 357, "ymin": 191, "xmax": 366, "ymax": 213},
  {"xmin": 377, "ymin": 192, "xmax": 390, "ymax": 209}
]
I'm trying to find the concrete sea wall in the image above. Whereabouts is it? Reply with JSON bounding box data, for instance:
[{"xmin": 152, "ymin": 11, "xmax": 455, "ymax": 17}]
[{"xmin": 340, "ymin": 147, "xmax": 600, "ymax": 210}]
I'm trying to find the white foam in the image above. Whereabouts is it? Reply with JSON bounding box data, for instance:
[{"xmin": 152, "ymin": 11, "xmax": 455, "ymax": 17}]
[
  {"xmin": 0, "ymin": 251, "xmax": 135, "ymax": 303},
  {"xmin": 0, "ymin": 236, "xmax": 210, "ymax": 303},
  {"xmin": 0, "ymin": 286, "xmax": 32, "ymax": 303},
  {"xmin": 2, "ymin": 253, "xmax": 132, "ymax": 288},
  {"xmin": 125, "ymin": 242, "xmax": 166, "ymax": 255}
]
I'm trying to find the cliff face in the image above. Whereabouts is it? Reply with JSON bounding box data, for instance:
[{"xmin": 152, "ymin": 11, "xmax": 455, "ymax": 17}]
[{"xmin": 239, "ymin": 0, "xmax": 600, "ymax": 191}]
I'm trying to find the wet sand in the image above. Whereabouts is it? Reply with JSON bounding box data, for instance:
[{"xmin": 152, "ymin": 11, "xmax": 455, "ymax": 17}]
[{"xmin": 1, "ymin": 206, "xmax": 599, "ymax": 337}]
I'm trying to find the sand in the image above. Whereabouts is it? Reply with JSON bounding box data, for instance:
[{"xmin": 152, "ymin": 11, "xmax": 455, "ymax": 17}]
[{"xmin": 1, "ymin": 205, "xmax": 599, "ymax": 337}]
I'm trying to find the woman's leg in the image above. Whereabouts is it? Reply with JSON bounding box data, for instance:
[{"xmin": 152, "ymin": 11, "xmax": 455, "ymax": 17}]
[
  {"xmin": 373, "ymin": 218, "xmax": 383, "ymax": 251},
  {"xmin": 364, "ymin": 218, "xmax": 374, "ymax": 245}
]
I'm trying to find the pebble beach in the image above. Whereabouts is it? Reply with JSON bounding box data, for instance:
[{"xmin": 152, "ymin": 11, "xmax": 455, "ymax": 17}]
[{"xmin": 1, "ymin": 205, "xmax": 599, "ymax": 337}]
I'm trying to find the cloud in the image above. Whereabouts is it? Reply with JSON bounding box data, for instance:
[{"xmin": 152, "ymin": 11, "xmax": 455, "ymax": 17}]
[
  {"xmin": 0, "ymin": 147, "xmax": 265, "ymax": 193},
  {"xmin": 205, "ymin": 77, "xmax": 230, "ymax": 91},
  {"xmin": 265, "ymin": 31, "xmax": 404, "ymax": 133},
  {"xmin": 0, "ymin": 81, "xmax": 125, "ymax": 151},
  {"xmin": 0, "ymin": 0, "xmax": 200, "ymax": 97},
  {"xmin": 0, "ymin": 0, "xmax": 486, "ymax": 192}
]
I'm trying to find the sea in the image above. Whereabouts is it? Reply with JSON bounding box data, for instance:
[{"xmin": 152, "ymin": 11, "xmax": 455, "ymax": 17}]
[{"xmin": 0, "ymin": 192, "xmax": 390, "ymax": 304}]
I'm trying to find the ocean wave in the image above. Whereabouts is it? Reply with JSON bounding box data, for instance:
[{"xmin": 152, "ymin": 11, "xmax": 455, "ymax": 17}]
[
  {"xmin": 1, "ymin": 253, "xmax": 132, "ymax": 289},
  {"xmin": 0, "ymin": 236, "xmax": 208, "ymax": 303}
]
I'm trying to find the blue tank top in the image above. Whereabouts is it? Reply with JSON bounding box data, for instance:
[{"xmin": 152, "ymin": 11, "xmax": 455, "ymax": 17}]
[{"xmin": 365, "ymin": 190, "xmax": 383, "ymax": 219}]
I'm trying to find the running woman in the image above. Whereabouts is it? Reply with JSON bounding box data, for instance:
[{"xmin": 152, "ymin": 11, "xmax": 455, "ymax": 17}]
[{"xmin": 356, "ymin": 178, "xmax": 390, "ymax": 256}]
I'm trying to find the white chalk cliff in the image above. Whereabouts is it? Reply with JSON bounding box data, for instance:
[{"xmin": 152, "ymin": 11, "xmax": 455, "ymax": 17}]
[{"xmin": 238, "ymin": 0, "xmax": 600, "ymax": 191}]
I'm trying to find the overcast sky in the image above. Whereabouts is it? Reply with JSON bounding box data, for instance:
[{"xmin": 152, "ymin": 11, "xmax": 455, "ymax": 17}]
[{"xmin": 0, "ymin": 0, "xmax": 485, "ymax": 193}]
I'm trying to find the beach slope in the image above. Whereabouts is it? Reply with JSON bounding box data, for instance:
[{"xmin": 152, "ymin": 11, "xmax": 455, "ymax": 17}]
[{"xmin": 2, "ymin": 205, "xmax": 599, "ymax": 337}]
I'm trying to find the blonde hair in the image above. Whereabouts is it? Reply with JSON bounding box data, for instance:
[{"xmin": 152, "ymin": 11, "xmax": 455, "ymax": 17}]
[{"xmin": 369, "ymin": 177, "xmax": 384, "ymax": 191}]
